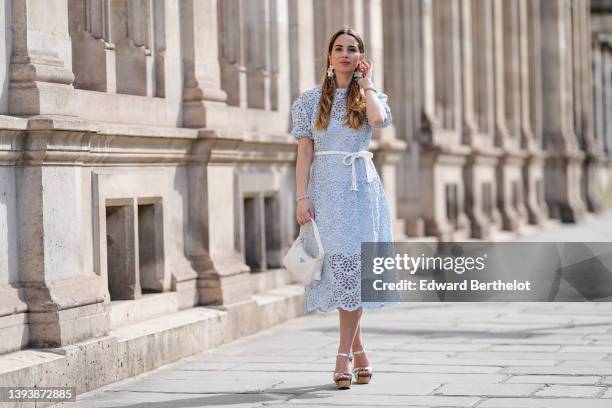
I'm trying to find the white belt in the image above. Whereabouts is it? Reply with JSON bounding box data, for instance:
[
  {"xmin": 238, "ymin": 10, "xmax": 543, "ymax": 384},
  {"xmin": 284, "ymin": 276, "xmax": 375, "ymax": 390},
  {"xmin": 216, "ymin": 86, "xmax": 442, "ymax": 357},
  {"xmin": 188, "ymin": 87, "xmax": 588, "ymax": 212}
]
[{"xmin": 314, "ymin": 150, "xmax": 376, "ymax": 191}]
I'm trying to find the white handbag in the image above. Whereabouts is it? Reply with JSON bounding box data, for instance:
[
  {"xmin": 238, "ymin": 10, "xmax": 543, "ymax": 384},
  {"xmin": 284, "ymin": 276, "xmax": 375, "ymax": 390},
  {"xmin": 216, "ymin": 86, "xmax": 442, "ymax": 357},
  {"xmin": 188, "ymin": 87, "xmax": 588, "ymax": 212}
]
[{"xmin": 282, "ymin": 219, "xmax": 325, "ymax": 285}]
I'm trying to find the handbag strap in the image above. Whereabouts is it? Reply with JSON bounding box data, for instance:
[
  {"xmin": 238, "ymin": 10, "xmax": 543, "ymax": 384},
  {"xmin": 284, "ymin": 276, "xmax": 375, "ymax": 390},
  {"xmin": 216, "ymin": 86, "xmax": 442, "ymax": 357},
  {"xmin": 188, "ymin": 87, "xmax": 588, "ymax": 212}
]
[{"xmin": 299, "ymin": 219, "xmax": 324, "ymax": 259}]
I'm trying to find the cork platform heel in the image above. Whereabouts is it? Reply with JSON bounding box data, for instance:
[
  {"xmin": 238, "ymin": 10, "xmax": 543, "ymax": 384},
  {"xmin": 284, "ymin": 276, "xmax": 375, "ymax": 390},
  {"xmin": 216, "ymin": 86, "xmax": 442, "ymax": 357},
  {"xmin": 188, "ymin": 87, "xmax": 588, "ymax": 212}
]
[
  {"xmin": 332, "ymin": 352, "xmax": 353, "ymax": 389},
  {"xmin": 352, "ymin": 346, "xmax": 373, "ymax": 384}
]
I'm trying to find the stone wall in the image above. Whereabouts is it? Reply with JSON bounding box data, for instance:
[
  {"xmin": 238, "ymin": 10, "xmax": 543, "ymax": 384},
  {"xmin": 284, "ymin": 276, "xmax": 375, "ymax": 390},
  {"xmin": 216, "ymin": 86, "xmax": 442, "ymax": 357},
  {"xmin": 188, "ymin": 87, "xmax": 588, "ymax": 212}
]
[
  {"xmin": 592, "ymin": 2, "xmax": 612, "ymax": 207},
  {"xmin": 0, "ymin": 0, "xmax": 610, "ymax": 357},
  {"xmin": 386, "ymin": 0, "xmax": 612, "ymax": 240}
]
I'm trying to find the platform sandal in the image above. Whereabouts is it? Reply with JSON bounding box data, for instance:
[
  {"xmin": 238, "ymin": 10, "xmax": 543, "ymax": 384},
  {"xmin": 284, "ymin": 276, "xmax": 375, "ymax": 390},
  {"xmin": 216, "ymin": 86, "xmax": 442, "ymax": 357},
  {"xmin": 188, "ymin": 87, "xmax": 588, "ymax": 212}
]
[
  {"xmin": 332, "ymin": 352, "xmax": 353, "ymax": 389},
  {"xmin": 352, "ymin": 346, "xmax": 373, "ymax": 384}
]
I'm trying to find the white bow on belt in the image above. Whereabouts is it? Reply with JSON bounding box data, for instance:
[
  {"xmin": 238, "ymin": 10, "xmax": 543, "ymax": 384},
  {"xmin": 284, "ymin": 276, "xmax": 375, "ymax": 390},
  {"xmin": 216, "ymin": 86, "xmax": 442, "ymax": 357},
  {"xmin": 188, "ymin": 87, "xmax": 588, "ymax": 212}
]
[{"xmin": 314, "ymin": 150, "xmax": 377, "ymax": 191}]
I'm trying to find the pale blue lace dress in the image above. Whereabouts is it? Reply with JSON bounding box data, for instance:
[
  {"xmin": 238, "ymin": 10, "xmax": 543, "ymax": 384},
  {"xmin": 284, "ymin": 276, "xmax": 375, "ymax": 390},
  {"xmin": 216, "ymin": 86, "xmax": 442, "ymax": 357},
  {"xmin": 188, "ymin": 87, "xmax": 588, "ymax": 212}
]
[{"xmin": 291, "ymin": 85, "xmax": 395, "ymax": 313}]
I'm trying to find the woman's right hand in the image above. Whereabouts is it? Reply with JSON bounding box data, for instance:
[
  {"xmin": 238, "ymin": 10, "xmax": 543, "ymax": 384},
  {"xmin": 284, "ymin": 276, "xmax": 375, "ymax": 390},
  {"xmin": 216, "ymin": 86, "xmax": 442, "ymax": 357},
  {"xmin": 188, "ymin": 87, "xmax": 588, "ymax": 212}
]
[{"xmin": 296, "ymin": 198, "xmax": 315, "ymax": 226}]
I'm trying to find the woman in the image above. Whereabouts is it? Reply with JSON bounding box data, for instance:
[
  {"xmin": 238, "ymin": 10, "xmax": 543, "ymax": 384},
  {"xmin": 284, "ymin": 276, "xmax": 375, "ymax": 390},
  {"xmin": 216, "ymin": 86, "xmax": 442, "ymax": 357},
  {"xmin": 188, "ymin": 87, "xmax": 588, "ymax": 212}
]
[{"xmin": 290, "ymin": 28, "xmax": 395, "ymax": 389}]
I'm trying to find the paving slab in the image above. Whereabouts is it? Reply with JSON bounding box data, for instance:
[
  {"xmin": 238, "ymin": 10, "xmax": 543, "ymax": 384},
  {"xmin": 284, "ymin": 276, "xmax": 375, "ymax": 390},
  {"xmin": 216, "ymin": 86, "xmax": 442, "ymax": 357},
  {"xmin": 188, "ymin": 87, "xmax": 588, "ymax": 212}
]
[
  {"xmin": 504, "ymin": 375, "xmax": 602, "ymax": 385},
  {"xmin": 65, "ymin": 212, "xmax": 612, "ymax": 408},
  {"xmin": 502, "ymin": 366, "xmax": 612, "ymax": 375},
  {"xmin": 488, "ymin": 345, "xmax": 563, "ymax": 352},
  {"xmin": 285, "ymin": 393, "xmax": 482, "ymax": 406},
  {"xmin": 478, "ymin": 398, "xmax": 612, "ymax": 407},
  {"xmin": 454, "ymin": 351, "xmax": 608, "ymax": 361},
  {"xmin": 533, "ymin": 385, "xmax": 605, "ymax": 397},
  {"xmin": 435, "ymin": 383, "xmax": 543, "ymax": 397}
]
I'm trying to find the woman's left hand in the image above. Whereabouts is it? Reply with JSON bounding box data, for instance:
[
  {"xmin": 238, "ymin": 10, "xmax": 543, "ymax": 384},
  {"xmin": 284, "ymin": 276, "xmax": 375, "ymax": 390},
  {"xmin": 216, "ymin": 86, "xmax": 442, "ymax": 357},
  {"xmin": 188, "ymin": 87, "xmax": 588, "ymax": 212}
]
[{"xmin": 357, "ymin": 56, "xmax": 374, "ymax": 88}]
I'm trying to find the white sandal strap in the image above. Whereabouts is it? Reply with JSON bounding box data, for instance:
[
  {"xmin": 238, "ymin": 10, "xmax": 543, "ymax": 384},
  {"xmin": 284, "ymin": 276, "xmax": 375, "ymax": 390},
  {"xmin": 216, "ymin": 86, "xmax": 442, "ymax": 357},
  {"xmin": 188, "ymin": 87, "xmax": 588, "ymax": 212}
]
[
  {"xmin": 353, "ymin": 345, "xmax": 367, "ymax": 355},
  {"xmin": 333, "ymin": 371, "xmax": 353, "ymax": 380},
  {"xmin": 335, "ymin": 352, "xmax": 354, "ymax": 382}
]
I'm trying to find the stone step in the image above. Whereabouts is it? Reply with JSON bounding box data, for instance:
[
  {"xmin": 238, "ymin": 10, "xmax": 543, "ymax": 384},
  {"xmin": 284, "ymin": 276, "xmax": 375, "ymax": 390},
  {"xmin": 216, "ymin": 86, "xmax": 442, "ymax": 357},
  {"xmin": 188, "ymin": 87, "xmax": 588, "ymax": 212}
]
[
  {"xmin": 109, "ymin": 291, "xmax": 179, "ymax": 330},
  {"xmin": 0, "ymin": 284, "xmax": 304, "ymax": 408}
]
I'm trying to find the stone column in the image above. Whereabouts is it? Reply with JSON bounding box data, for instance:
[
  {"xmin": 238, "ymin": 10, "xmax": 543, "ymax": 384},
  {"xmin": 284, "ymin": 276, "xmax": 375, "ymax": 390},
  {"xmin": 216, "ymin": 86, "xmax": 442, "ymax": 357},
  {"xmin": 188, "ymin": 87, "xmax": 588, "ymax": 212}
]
[
  {"xmin": 349, "ymin": 0, "xmax": 364, "ymax": 35},
  {"xmin": 192, "ymin": 132, "xmax": 251, "ymax": 306},
  {"xmin": 382, "ymin": 0, "xmax": 425, "ymax": 237},
  {"xmin": 492, "ymin": 0, "xmax": 509, "ymax": 147},
  {"xmin": 605, "ymin": 44, "xmax": 612, "ymax": 156},
  {"xmin": 606, "ymin": 44, "xmax": 612, "ymax": 196},
  {"xmin": 522, "ymin": 0, "xmax": 549, "ymax": 225},
  {"xmin": 362, "ymin": 0, "xmax": 405, "ymax": 236},
  {"xmin": 312, "ymin": 0, "xmax": 356, "ymax": 79},
  {"xmin": 432, "ymin": 0, "xmax": 461, "ymax": 139},
  {"xmin": 575, "ymin": 0, "xmax": 602, "ymax": 213},
  {"xmin": 525, "ymin": 0, "xmax": 544, "ymax": 150},
  {"xmin": 518, "ymin": 0, "xmax": 534, "ymax": 149},
  {"xmin": 0, "ymin": 118, "xmax": 28, "ymax": 354},
  {"xmin": 461, "ymin": 0, "xmax": 477, "ymax": 236},
  {"xmin": 462, "ymin": 0, "xmax": 502, "ymax": 239},
  {"xmin": 270, "ymin": 0, "xmax": 291, "ymax": 114},
  {"xmin": 182, "ymin": 0, "xmax": 228, "ymax": 128},
  {"xmin": 244, "ymin": 0, "xmax": 272, "ymax": 110},
  {"xmin": 593, "ymin": 38, "xmax": 605, "ymax": 154},
  {"xmin": 68, "ymin": 0, "xmax": 117, "ymax": 93},
  {"xmin": 217, "ymin": 0, "xmax": 246, "ymax": 109},
  {"xmin": 470, "ymin": 0, "xmax": 496, "ymax": 140},
  {"xmin": 540, "ymin": 0, "xmax": 586, "ymax": 222},
  {"xmin": 185, "ymin": 140, "xmax": 214, "ymax": 304},
  {"xmin": 151, "ymin": 0, "xmax": 166, "ymax": 97},
  {"xmin": 493, "ymin": 0, "xmax": 529, "ymax": 232},
  {"xmin": 418, "ymin": 0, "xmax": 469, "ymax": 241},
  {"xmin": 16, "ymin": 118, "xmax": 108, "ymax": 348},
  {"xmin": 110, "ymin": 0, "xmax": 153, "ymax": 96},
  {"xmin": 288, "ymin": 0, "xmax": 316, "ymax": 102},
  {"xmin": 9, "ymin": 0, "xmax": 77, "ymax": 116},
  {"xmin": 460, "ymin": 0, "xmax": 478, "ymax": 141},
  {"xmin": 362, "ymin": 0, "xmax": 383, "ymax": 88},
  {"xmin": 312, "ymin": 0, "xmax": 330, "ymax": 78},
  {"xmin": 421, "ymin": 0, "xmax": 437, "ymax": 137},
  {"xmin": 502, "ymin": 0, "xmax": 521, "ymax": 148}
]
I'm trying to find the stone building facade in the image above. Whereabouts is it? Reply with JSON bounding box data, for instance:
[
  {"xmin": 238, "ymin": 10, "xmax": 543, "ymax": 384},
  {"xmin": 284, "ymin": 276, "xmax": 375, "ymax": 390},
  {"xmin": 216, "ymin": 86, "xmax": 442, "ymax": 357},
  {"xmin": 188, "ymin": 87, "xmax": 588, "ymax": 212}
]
[
  {"xmin": 387, "ymin": 0, "xmax": 612, "ymax": 240},
  {"xmin": 593, "ymin": 0, "xmax": 612, "ymax": 204},
  {"xmin": 0, "ymin": 0, "xmax": 611, "ymax": 394}
]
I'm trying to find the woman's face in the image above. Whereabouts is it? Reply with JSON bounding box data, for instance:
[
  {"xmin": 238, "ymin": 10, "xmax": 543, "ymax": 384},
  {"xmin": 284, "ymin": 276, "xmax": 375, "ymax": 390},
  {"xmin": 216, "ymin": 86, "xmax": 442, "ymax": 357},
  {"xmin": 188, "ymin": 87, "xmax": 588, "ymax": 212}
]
[{"xmin": 328, "ymin": 34, "xmax": 362, "ymax": 75}]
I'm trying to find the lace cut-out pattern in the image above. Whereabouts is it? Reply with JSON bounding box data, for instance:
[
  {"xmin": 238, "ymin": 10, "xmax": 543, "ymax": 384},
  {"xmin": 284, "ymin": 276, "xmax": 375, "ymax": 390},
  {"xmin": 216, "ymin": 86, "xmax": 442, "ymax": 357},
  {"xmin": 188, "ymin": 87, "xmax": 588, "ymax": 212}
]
[{"xmin": 290, "ymin": 85, "xmax": 395, "ymax": 313}]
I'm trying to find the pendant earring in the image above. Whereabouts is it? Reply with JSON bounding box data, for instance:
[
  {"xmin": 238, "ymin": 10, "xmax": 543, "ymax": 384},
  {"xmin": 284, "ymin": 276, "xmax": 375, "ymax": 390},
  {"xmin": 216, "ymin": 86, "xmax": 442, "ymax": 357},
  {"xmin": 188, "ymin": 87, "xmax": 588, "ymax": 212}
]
[
  {"xmin": 327, "ymin": 64, "xmax": 334, "ymax": 79},
  {"xmin": 353, "ymin": 70, "xmax": 363, "ymax": 80}
]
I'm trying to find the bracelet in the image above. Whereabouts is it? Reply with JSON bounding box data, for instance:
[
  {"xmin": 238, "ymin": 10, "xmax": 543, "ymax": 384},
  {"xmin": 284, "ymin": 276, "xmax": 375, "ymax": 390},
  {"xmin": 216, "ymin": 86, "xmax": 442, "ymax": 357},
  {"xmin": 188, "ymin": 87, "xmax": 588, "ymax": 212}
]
[
  {"xmin": 364, "ymin": 86, "xmax": 378, "ymax": 94},
  {"xmin": 296, "ymin": 194, "xmax": 310, "ymax": 203}
]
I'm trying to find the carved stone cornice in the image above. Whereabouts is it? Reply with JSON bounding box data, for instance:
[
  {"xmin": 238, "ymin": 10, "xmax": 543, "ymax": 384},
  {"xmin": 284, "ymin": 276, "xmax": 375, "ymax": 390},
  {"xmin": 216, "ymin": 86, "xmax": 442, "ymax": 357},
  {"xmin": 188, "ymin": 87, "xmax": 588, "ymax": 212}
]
[
  {"xmin": 197, "ymin": 129, "xmax": 297, "ymax": 164},
  {"xmin": 0, "ymin": 116, "xmax": 27, "ymax": 163},
  {"xmin": 369, "ymin": 137, "xmax": 407, "ymax": 166},
  {"xmin": 1, "ymin": 115, "xmax": 302, "ymax": 166}
]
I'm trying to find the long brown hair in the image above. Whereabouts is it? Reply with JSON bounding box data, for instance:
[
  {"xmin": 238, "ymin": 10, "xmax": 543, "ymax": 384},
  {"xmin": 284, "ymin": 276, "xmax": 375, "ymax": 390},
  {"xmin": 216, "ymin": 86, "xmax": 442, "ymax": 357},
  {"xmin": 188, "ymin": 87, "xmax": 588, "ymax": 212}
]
[{"xmin": 314, "ymin": 28, "xmax": 367, "ymax": 131}]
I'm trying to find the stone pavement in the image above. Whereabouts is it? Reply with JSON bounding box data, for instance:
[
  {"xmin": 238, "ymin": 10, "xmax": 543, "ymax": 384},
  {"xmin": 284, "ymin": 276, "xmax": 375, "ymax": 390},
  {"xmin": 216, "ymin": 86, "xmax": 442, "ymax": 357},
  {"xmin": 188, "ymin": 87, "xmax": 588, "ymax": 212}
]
[
  {"xmin": 60, "ymin": 302, "xmax": 612, "ymax": 407},
  {"xmin": 60, "ymin": 212, "xmax": 612, "ymax": 408}
]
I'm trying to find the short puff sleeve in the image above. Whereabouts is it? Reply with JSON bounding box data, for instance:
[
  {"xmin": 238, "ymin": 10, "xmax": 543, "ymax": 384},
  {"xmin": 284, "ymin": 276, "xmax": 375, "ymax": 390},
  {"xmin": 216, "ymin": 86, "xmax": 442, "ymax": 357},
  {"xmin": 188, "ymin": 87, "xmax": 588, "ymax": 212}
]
[
  {"xmin": 290, "ymin": 95, "xmax": 314, "ymax": 140},
  {"xmin": 369, "ymin": 91, "xmax": 393, "ymax": 129}
]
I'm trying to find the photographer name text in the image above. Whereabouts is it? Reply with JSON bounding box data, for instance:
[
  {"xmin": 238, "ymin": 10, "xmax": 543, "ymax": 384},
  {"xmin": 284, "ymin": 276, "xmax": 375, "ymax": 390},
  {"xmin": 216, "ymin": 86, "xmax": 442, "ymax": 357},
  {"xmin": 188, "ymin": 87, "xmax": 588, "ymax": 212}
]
[{"xmin": 372, "ymin": 279, "xmax": 532, "ymax": 292}]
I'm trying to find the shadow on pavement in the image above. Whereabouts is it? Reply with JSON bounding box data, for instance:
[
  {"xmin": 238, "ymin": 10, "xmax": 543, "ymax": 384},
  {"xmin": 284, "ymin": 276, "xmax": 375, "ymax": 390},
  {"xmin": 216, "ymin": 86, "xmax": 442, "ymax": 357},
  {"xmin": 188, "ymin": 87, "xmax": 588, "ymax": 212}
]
[{"xmin": 84, "ymin": 383, "xmax": 339, "ymax": 408}]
